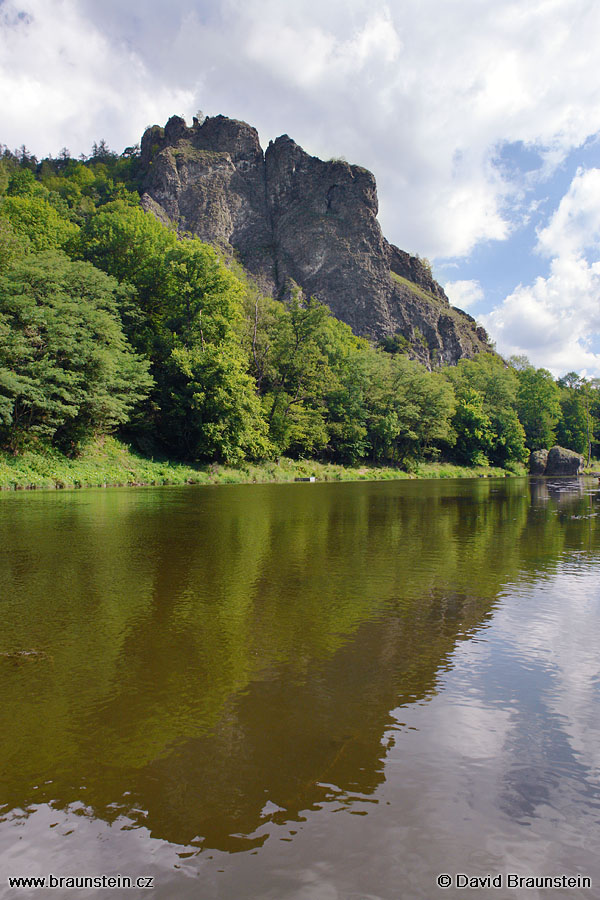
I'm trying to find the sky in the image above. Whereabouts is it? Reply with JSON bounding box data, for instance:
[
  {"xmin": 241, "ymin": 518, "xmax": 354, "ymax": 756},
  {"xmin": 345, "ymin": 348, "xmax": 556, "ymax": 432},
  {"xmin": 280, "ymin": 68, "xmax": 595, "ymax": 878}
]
[{"xmin": 2, "ymin": 0, "xmax": 600, "ymax": 376}]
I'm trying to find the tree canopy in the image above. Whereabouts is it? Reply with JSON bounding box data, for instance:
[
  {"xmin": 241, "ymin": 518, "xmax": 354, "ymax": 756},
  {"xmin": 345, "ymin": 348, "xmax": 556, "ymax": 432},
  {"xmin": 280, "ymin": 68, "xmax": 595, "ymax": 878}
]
[
  {"xmin": 0, "ymin": 141, "xmax": 596, "ymax": 467},
  {"xmin": 0, "ymin": 252, "xmax": 152, "ymax": 453}
]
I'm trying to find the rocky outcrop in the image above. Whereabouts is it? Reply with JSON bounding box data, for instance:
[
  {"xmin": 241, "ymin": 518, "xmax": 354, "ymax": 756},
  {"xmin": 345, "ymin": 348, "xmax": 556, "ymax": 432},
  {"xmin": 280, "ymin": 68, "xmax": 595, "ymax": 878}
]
[
  {"xmin": 529, "ymin": 446, "xmax": 584, "ymax": 476},
  {"xmin": 140, "ymin": 114, "xmax": 493, "ymax": 368},
  {"xmin": 546, "ymin": 446, "xmax": 584, "ymax": 476},
  {"xmin": 529, "ymin": 449, "xmax": 549, "ymax": 475}
]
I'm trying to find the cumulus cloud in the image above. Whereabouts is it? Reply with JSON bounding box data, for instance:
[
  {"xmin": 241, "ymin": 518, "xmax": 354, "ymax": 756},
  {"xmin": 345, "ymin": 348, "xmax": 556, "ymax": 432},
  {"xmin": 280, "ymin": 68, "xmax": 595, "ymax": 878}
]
[
  {"xmin": 536, "ymin": 167, "xmax": 600, "ymax": 259},
  {"xmin": 483, "ymin": 168, "xmax": 600, "ymax": 375},
  {"xmin": 3, "ymin": 0, "xmax": 600, "ymax": 260},
  {"xmin": 3, "ymin": 0, "xmax": 600, "ymax": 371},
  {"xmin": 483, "ymin": 258, "xmax": 600, "ymax": 374},
  {"xmin": 443, "ymin": 279, "xmax": 484, "ymax": 310},
  {"xmin": 0, "ymin": 0, "xmax": 193, "ymax": 158}
]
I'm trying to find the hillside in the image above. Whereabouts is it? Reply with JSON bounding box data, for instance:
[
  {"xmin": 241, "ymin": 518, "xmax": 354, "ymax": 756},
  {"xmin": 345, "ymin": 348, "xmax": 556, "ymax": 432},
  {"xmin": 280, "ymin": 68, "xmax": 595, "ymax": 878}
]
[
  {"xmin": 140, "ymin": 115, "xmax": 491, "ymax": 368},
  {"xmin": 0, "ymin": 127, "xmax": 590, "ymax": 473}
]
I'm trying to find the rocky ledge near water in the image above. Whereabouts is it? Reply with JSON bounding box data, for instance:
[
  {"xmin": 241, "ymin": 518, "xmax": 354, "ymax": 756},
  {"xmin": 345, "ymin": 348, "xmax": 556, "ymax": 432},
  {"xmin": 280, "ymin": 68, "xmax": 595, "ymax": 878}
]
[
  {"xmin": 529, "ymin": 446, "xmax": 584, "ymax": 476},
  {"xmin": 139, "ymin": 114, "xmax": 492, "ymax": 368}
]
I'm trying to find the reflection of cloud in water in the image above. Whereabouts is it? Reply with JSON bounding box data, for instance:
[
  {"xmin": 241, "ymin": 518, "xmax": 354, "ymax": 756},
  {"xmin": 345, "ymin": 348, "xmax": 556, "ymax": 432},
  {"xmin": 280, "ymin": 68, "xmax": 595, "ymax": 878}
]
[
  {"xmin": 399, "ymin": 701, "xmax": 511, "ymax": 762},
  {"xmin": 0, "ymin": 803, "xmax": 189, "ymax": 893},
  {"xmin": 376, "ymin": 565, "xmax": 600, "ymax": 893},
  {"xmin": 496, "ymin": 565, "xmax": 600, "ymax": 788},
  {"xmin": 405, "ymin": 561, "xmax": 600, "ymax": 880}
]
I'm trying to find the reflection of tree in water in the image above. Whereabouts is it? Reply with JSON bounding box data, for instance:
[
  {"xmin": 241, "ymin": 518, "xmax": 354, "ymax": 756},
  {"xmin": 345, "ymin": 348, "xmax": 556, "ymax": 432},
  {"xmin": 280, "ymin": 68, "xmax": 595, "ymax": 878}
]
[
  {"xmin": 0, "ymin": 479, "xmax": 598, "ymax": 851},
  {"xmin": 138, "ymin": 587, "xmax": 489, "ymax": 851}
]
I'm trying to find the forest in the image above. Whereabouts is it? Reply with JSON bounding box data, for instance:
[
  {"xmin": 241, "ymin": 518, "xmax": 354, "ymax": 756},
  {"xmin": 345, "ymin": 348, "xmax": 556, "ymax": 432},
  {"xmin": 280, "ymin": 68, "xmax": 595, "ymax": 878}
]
[{"xmin": 0, "ymin": 141, "xmax": 596, "ymax": 472}]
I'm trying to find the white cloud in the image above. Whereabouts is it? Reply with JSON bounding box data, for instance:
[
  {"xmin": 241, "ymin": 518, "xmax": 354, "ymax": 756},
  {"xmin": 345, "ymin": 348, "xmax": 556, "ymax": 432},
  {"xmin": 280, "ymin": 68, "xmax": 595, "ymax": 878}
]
[
  {"xmin": 3, "ymin": 0, "xmax": 600, "ymax": 260},
  {"xmin": 483, "ymin": 166, "xmax": 600, "ymax": 376},
  {"xmin": 4, "ymin": 0, "xmax": 600, "ymax": 370},
  {"xmin": 482, "ymin": 257, "xmax": 600, "ymax": 375},
  {"xmin": 443, "ymin": 279, "xmax": 484, "ymax": 310},
  {"xmin": 0, "ymin": 0, "xmax": 193, "ymax": 158},
  {"xmin": 536, "ymin": 167, "xmax": 600, "ymax": 259},
  {"xmin": 180, "ymin": 0, "xmax": 600, "ymax": 258}
]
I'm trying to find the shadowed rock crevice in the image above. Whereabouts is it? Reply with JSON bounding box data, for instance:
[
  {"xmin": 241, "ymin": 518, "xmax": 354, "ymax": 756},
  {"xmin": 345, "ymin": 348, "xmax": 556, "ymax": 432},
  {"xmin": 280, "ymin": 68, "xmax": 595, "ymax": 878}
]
[{"xmin": 140, "ymin": 114, "xmax": 492, "ymax": 368}]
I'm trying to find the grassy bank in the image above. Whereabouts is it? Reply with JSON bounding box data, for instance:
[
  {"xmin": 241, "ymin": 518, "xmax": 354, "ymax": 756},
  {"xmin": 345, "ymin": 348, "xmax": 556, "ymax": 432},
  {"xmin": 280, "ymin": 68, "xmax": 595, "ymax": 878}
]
[
  {"xmin": 583, "ymin": 463, "xmax": 600, "ymax": 475},
  {"xmin": 0, "ymin": 437, "xmax": 526, "ymax": 491}
]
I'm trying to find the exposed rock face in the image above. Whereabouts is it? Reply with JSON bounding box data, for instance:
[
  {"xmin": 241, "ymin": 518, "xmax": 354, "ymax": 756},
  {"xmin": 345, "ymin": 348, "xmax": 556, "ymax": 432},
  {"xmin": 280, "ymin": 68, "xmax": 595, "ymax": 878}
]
[
  {"xmin": 529, "ymin": 449, "xmax": 549, "ymax": 475},
  {"xmin": 529, "ymin": 446, "xmax": 584, "ymax": 476},
  {"xmin": 140, "ymin": 115, "xmax": 493, "ymax": 367},
  {"xmin": 546, "ymin": 446, "xmax": 584, "ymax": 476}
]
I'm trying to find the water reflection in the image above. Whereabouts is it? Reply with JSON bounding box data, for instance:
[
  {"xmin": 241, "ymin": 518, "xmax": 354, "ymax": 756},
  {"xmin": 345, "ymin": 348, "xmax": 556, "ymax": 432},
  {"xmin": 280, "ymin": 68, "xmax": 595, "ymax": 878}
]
[
  {"xmin": 530, "ymin": 476, "xmax": 592, "ymax": 504},
  {"xmin": 0, "ymin": 478, "xmax": 599, "ymax": 897}
]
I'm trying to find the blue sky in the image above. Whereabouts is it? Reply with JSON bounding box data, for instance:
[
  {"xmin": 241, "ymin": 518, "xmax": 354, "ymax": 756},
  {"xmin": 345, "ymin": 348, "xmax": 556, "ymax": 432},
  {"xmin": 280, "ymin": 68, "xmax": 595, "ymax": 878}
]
[{"xmin": 2, "ymin": 0, "xmax": 600, "ymax": 376}]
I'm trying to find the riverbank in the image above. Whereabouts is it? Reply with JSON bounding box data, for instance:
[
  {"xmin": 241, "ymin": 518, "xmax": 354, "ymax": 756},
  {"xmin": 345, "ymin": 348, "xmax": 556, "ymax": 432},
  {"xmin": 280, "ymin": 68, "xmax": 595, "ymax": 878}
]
[{"xmin": 0, "ymin": 437, "xmax": 526, "ymax": 491}]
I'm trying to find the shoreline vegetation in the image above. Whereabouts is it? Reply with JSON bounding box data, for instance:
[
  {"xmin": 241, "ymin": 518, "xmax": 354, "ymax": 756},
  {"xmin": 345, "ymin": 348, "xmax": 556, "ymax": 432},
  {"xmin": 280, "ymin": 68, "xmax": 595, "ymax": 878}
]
[
  {"xmin": 1, "ymin": 144, "xmax": 597, "ymax": 483},
  {"xmin": 0, "ymin": 437, "xmax": 528, "ymax": 492}
]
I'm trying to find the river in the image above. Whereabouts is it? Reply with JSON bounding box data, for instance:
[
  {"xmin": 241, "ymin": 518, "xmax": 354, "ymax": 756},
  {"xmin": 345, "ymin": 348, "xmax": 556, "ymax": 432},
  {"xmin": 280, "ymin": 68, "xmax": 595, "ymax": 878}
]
[{"xmin": 0, "ymin": 477, "xmax": 598, "ymax": 898}]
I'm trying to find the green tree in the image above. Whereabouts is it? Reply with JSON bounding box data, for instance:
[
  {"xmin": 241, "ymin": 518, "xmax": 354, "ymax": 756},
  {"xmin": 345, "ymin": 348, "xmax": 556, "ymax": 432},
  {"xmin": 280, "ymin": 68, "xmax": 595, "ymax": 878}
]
[
  {"xmin": 0, "ymin": 193, "xmax": 79, "ymax": 253},
  {"xmin": 0, "ymin": 216, "xmax": 30, "ymax": 273},
  {"xmin": 445, "ymin": 354, "xmax": 527, "ymax": 465},
  {"xmin": 0, "ymin": 252, "xmax": 153, "ymax": 453},
  {"xmin": 258, "ymin": 292, "xmax": 334, "ymax": 456},
  {"xmin": 78, "ymin": 201, "xmax": 175, "ymax": 312},
  {"xmin": 0, "ymin": 158, "xmax": 13, "ymax": 196},
  {"xmin": 6, "ymin": 168, "xmax": 42, "ymax": 197},
  {"xmin": 513, "ymin": 361, "xmax": 561, "ymax": 449},
  {"xmin": 320, "ymin": 330, "xmax": 371, "ymax": 464},
  {"xmin": 164, "ymin": 343, "xmax": 271, "ymax": 463},
  {"xmin": 163, "ymin": 240, "xmax": 245, "ymax": 346},
  {"xmin": 451, "ymin": 388, "xmax": 495, "ymax": 465},
  {"xmin": 79, "ymin": 201, "xmax": 272, "ymax": 459},
  {"xmin": 366, "ymin": 352, "xmax": 455, "ymax": 463},
  {"xmin": 556, "ymin": 373, "xmax": 587, "ymax": 454},
  {"xmin": 587, "ymin": 379, "xmax": 600, "ymax": 462}
]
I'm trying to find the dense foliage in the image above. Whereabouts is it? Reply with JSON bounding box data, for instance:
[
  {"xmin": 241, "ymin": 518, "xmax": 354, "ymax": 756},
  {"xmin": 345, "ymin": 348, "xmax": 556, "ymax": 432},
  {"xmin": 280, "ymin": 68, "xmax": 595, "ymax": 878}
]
[
  {"xmin": 0, "ymin": 141, "xmax": 597, "ymax": 466},
  {"xmin": 0, "ymin": 252, "xmax": 151, "ymax": 453}
]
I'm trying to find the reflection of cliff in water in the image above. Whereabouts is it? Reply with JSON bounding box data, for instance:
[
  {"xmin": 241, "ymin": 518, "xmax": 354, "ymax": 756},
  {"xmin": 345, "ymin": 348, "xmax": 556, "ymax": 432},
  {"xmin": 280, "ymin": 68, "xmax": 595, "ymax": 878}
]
[{"xmin": 0, "ymin": 479, "xmax": 599, "ymax": 852}]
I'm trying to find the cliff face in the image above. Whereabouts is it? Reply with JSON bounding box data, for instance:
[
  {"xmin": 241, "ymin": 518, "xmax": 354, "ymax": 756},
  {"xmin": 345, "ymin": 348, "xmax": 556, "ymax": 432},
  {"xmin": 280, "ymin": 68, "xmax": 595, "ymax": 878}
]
[{"xmin": 140, "ymin": 115, "xmax": 491, "ymax": 367}]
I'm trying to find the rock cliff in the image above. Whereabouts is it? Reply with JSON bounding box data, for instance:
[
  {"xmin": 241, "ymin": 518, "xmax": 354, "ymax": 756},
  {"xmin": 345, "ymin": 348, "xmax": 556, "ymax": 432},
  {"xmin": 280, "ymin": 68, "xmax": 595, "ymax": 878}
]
[{"xmin": 140, "ymin": 114, "xmax": 492, "ymax": 367}]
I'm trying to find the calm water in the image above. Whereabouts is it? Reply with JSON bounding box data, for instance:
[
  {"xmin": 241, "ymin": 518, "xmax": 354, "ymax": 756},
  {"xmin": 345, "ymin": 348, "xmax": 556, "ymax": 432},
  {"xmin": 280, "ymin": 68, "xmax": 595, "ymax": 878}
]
[{"xmin": 0, "ymin": 477, "xmax": 599, "ymax": 899}]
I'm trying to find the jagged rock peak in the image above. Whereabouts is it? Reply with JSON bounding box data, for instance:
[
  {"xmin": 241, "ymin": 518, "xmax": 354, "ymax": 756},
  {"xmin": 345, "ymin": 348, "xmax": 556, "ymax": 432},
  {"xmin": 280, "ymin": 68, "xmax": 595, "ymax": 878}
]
[
  {"xmin": 140, "ymin": 114, "xmax": 492, "ymax": 367},
  {"xmin": 141, "ymin": 114, "xmax": 263, "ymax": 167}
]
